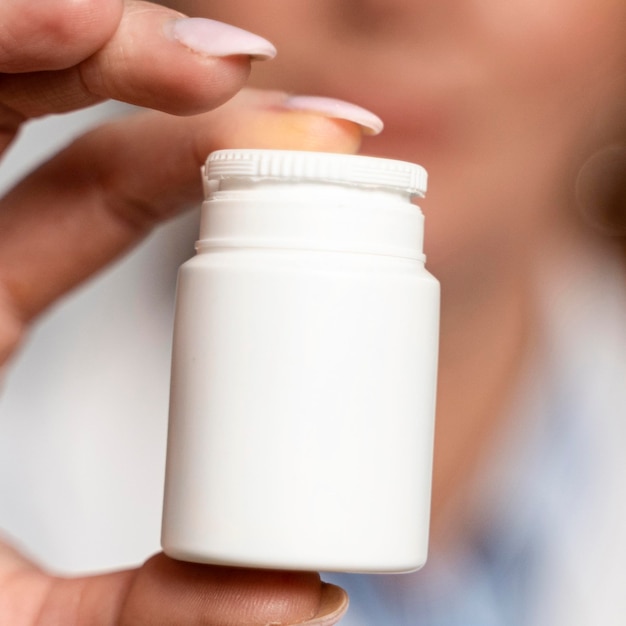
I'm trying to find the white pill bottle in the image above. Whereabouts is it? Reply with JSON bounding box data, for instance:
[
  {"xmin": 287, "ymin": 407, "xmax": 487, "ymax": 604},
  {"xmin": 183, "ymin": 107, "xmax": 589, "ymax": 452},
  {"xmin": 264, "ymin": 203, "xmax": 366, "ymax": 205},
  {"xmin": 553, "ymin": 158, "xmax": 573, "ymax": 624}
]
[{"xmin": 162, "ymin": 149, "xmax": 439, "ymax": 573}]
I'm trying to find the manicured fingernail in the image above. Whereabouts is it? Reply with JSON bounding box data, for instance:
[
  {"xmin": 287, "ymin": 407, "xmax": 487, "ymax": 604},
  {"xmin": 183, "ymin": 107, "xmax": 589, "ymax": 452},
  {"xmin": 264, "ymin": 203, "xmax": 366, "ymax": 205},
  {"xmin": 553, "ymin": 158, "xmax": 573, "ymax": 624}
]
[
  {"xmin": 166, "ymin": 18, "xmax": 277, "ymax": 60},
  {"xmin": 292, "ymin": 583, "xmax": 349, "ymax": 625},
  {"xmin": 282, "ymin": 96, "xmax": 384, "ymax": 135}
]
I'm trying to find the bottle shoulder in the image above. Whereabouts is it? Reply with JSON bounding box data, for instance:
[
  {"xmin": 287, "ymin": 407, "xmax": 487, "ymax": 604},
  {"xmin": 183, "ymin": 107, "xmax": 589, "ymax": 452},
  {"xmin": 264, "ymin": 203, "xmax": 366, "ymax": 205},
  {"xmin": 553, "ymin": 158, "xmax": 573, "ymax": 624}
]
[
  {"xmin": 182, "ymin": 249, "xmax": 435, "ymax": 278},
  {"xmin": 178, "ymin": 252, "xmax": 438, "ymax": 303}
]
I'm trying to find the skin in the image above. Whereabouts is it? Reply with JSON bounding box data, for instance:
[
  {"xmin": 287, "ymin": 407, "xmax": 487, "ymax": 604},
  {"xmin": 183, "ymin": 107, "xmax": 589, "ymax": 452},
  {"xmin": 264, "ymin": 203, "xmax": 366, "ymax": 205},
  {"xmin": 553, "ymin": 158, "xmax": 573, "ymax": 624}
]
[{"xmin": 0, "ymin": 0, "xmax": 624, "ymax": 623}]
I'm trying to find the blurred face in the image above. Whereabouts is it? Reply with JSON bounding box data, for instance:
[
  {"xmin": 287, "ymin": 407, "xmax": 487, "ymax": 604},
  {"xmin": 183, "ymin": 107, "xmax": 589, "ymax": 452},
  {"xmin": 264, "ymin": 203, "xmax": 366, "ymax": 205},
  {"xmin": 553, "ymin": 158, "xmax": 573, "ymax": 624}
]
[{"xmin": 171, "ymin": 0, "xmax": 625, "ymax": 286}]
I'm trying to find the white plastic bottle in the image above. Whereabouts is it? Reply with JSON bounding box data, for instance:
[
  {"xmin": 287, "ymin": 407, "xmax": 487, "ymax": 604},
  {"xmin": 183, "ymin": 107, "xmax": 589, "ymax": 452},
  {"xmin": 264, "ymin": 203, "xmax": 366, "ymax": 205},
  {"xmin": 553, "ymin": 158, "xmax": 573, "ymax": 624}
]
[{"xmin": 162, "ymin": 149, "xmax": 439, "ymax": 573}]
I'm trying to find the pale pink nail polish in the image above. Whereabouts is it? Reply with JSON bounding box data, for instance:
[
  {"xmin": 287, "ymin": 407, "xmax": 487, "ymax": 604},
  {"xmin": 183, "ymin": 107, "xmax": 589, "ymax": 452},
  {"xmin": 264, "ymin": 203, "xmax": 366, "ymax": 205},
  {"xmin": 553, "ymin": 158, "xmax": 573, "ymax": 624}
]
[
  {"xmin": 166, "ymin": 18, "xmax": 277, "ymax": 60},
  {"xmin": 282, "ymin": 95, "xmax": 384, "ymax": 135}
]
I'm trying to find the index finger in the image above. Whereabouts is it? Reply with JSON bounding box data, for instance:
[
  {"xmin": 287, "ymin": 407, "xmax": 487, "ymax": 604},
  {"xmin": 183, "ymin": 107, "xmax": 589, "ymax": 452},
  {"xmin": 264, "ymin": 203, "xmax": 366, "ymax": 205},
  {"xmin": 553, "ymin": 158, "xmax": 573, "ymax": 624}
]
[{"xmin": 0, "ymin": 1, "xmax": 277, "ymax": 119}]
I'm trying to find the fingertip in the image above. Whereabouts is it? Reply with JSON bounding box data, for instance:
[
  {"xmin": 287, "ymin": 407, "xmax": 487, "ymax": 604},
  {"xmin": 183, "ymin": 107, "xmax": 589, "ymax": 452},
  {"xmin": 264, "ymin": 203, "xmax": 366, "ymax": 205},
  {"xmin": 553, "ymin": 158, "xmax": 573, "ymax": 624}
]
[
  {"xmin": 165, "ymin": 17, "xmax": 277, "ymax": 61},
  {"xmin": 282, "ymin": 96, "xmax": 384, "ymax": 136},
  {"xmin": 297, "ymin": 583, "xmax": 350, "ymax": 625},
  {"xmin": 79, "ymin": 6, "xmax": 256, "ymax": 115},
  {"xmin": 219, "ymin": 109, "xmax": 365, "ymax": 153},
  {"xmin": 205, "ymin": 89, "xmax": 374, "ymax": 153},
  {"xmin": 283, "ymin": 112, "xmax": 365, "ymax": 153}
]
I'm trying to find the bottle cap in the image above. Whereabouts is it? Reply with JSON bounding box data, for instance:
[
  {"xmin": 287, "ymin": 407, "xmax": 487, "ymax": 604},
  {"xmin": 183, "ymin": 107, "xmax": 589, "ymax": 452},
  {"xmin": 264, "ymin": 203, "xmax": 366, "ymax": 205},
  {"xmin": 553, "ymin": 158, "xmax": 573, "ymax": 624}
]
[{"xmin": 204, "ymin": 149, "xmax": 427, "ymax": 197}]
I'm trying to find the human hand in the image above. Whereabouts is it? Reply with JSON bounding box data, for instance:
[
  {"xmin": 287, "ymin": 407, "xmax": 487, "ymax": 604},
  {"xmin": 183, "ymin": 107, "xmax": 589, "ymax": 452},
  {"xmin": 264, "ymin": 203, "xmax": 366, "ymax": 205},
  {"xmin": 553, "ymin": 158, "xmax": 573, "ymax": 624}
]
[
  {"xmin": 0, "ymin": 0, "xmax": 383, "ymax": 623},
  {"xmin": 0, "ymin": 540, "xmax": 349, "ymax": 625}
]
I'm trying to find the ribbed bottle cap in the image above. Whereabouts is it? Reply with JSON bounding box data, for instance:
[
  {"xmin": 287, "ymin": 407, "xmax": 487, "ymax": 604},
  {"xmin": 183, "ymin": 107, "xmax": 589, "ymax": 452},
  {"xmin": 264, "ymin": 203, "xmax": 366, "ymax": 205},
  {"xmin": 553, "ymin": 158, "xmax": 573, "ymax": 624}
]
[{"xmin": 205, "ymin": 149, "xmax": 427, "ymax": 197}]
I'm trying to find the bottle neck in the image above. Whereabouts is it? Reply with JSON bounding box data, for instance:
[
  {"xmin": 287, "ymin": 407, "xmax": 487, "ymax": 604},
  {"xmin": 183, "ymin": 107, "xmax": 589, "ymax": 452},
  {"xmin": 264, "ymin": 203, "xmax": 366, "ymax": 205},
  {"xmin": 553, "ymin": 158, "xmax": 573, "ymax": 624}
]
[{"xmin": 198, "ymin": 181, "xmax": 425, "ymax": 260}]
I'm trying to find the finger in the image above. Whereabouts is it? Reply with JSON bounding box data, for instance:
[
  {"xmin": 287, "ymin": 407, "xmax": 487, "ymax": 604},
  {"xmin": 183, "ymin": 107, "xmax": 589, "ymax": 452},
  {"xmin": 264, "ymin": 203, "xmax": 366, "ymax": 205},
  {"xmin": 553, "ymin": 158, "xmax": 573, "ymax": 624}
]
[
  {"xmin": 117, "ymin": 554, "xmax": 325, "ymax": 626},
  {"xmin": 0, "ymin": 89, "xmax": 367, "ymax": 358},
  {"xmin": 0, "ymin": 0, "xmax": 123, "ymax": 73},
  {"xmin": 297, "ymin": 583, "xmax": 350, "ymax": 626},
  {"xmin": 0, "ymin": 539, "xmax": 51, "ymax": 624},
  {"xmin": 0, "ymin": 2, "xmax": 276, "ymax": 119},
  {"xmin": 0, "ymin": 542, "xmax": 348, "ymax": 626}
]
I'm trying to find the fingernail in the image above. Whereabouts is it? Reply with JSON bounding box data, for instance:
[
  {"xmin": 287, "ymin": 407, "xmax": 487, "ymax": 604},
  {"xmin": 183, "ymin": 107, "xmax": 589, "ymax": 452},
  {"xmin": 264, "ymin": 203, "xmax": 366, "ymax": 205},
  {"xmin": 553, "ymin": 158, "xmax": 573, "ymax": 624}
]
[
  {"xmin": 282, "ymin": 96, "xmax": 384, "ymax": 135},
  {"xmin": 166, "ymin": 18, "xmax": 277, "ymax": 60},
  {"xmin": 292, "ymin": 583, "xmax": 349, "ymax": 625}
]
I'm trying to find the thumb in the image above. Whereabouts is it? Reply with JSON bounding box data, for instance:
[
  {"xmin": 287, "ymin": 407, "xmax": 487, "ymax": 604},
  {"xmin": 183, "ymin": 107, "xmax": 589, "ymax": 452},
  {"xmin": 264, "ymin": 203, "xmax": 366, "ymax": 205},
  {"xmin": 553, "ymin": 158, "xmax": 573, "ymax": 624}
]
[{"xmin": 0, "ymin": 541, "xmax": 348, "ymax": 625}]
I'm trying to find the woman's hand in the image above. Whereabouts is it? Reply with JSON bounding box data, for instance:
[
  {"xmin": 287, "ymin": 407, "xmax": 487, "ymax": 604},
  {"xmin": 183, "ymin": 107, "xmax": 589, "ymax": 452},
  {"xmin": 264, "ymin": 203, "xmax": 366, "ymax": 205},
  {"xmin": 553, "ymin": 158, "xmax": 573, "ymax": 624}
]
[{"xmin": 0, "ymin": 1, "xmax": 369, "ymax": 623}]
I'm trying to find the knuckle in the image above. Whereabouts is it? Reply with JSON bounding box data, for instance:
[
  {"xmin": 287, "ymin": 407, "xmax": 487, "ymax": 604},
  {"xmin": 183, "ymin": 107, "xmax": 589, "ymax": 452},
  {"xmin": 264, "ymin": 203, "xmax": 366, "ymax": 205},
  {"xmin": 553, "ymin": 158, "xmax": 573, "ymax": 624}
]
[
  {"xmin": 0, "ymin": 0, "xmax": 123, "ymax": 72},
  {"xmin": 39, "ymin": 0, "xmax": 124, "ymax": 60}
]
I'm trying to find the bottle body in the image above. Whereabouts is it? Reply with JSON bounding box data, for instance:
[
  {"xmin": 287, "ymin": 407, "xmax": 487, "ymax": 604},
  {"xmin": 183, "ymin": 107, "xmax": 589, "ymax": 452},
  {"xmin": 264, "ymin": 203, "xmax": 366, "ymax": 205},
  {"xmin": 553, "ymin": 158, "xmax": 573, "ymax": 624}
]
[{"xmin": 161, "ymin": 150, "xmax": 439, "ymax": 573}]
